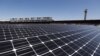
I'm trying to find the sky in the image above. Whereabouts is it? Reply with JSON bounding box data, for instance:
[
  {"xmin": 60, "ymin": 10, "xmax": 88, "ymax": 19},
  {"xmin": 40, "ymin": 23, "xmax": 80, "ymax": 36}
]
[{"xmin": 0, "ymin": 0, "xmax": 100, "ymax": 21}]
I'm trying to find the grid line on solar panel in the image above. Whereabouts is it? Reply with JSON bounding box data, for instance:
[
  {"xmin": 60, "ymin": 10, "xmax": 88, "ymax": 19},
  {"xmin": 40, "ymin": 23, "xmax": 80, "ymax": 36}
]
[
  {"xmin": 25, "ymin": 38, "xmax": 38, "ymax": 56},
  {"xmin": 71, "ymin": 32, "xmax": 100, "ymax": 56},
  {"xmin": 61, "ymin": 31, "xmax": 99, "ymax": 54},
  {"xmin": 10, "ymin": 40, "xmax": 17, "ymax": 56},
  {"xmin": 32, "ymin": 28, "xmax": 90, "ymax": 56},
  {"xmin": 94, "ymin": 46, "xmax": 100, "ymax": 56},
  {"xmin": 29, "ymin": 28, "xmax": 93, "ymax": 46},
  {"xmin": 90, "ymin": 43, "xmax": 100, "ymax": 56},
  {"xmin": 36, "ymin": 28, "xmax": 98, "ymax": 55}
]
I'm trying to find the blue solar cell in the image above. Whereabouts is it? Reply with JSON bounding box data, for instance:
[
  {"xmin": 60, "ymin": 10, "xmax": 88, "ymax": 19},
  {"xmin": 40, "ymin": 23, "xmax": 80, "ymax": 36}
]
[
  {"xmin": 33, "ymin": 44, "xmax": 49, "ymax": 55},
  {"xmin": 0, "ymin": 41, "xmax": 13, "ymax": 53},
  {"xmin": 47, "ymin": 35, "xmax": 57, "ymax": 39},
  {"xmin": 54, "ymin": 39, "xmax": 65, "ymax": 46},
  {"xmin": 45, "ymin": 41, "xmax": 58, "ymax": 50},
  {"xmin": 62, "ymin": 45, "xmax": 75, "ymax": 55},
  {"xmin": 0, "ymin": 51, "xmax": 16, "ymax": 56},
  {"xmin": 38, "ymin": 36, "xmax": 50, "ymax": 42},
  {"xmin": 13, "ymin": 39, "xmax": 29, "ymax": 49},
  {"xmin": 16, "ymin": 47, "xmax": 36, "ymax": 56},
  {"xmin": 78, "ymin": 49, "xmax": 91, "ymax": 56},
  {"xmin": 53, "ymin": 48, "xmax": 68, "ymax": 56},
  {"xmin": 28, "ymin": 37, "xmax": 41, "ymax": 45}
]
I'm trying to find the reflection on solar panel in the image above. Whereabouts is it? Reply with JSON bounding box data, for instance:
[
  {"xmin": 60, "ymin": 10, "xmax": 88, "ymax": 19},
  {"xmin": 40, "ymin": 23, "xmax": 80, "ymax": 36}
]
[{"xmin": 0, "ymin": 24, "xmax": 100, "ymax": 56}]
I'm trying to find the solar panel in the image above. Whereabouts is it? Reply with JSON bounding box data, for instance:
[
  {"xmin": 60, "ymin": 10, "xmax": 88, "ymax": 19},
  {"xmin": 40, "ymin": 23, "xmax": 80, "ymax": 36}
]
[{"xmin": 0, "ymin": 24, "xmax": 100, "ymax": 56}]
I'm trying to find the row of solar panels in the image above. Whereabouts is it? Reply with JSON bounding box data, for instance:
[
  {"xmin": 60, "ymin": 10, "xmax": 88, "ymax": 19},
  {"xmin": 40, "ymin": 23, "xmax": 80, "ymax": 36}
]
[
  {"xmin": 0, "ymin": 24, "xmax": 95, "ymax": 41},
  {"xmin": 0, "ymin": 24, "xmax": 100, "ymax": 56}
]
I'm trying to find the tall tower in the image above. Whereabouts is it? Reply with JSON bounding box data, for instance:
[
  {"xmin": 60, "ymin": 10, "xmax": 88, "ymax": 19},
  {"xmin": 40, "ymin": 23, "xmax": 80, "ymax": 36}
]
[{"xmin": 84, "ymin": 9, "xmax": 88, "ymax": 21}]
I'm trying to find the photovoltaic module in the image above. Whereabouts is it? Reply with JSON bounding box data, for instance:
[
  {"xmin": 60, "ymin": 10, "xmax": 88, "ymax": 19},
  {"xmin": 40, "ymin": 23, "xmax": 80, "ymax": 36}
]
[{"xmin": 0, "ymin": 24, "xmax": 100, "ymax": 56}]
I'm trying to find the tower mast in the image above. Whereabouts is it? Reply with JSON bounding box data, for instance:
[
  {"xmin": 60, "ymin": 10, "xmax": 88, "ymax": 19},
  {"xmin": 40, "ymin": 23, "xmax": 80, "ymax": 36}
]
[{"xmin": 84, "ymin": 9, "xmax": 88, "ymax": 21}]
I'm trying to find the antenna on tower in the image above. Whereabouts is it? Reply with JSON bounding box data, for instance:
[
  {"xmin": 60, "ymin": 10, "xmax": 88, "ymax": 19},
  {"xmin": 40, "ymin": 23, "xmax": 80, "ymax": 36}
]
[{"xmin": 84, "ymin": 9, "xmax": 88, "ymax": 21}]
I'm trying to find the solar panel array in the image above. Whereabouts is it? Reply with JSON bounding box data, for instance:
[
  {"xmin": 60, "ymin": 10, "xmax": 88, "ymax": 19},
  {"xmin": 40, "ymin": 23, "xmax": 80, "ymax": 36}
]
[{"xmin": 0, "ymin": 24, "xmax": 100, "ymax": 56}]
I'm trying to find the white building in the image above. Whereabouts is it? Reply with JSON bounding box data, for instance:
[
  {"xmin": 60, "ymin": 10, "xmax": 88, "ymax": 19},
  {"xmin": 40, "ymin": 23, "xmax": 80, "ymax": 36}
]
[{"xmin": 10, "ymin": 17, "xmax": 54, "ymax": 22}]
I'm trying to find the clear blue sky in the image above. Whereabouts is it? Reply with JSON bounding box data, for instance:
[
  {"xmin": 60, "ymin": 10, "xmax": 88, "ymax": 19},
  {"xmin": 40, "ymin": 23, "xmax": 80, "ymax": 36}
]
[{"xmin": 0, "ymin": 0, "xmax": 100, "ymax": 21}]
